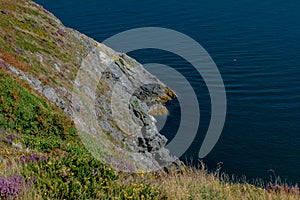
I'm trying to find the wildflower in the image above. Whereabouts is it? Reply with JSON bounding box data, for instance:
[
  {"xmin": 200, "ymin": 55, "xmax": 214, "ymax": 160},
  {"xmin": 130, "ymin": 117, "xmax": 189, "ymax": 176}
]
[
  {"xmin": 124, "ymin": 192, "xmax": 133, "ymax": 199},
  {"xmin": 0, "ymin": 175, "xmax": 26, "ymax": 198},
  {"xmin": 26, "ymin": 176, "xmax": 37, "ymax": 185},
  {"xmin": 91, "ymin": 169, "xmax": 98, "ymax": 175},
  {"xmin": 20, "ymin": 154, "xmax": 47, "ymax": 164},
  {"xmin": 5, "ymin": 134, "xmax": 23, "ymax": 144}
]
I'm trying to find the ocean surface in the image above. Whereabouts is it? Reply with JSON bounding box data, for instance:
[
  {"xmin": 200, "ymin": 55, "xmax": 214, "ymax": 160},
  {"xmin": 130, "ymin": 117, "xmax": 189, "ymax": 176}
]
[{"xmin": 34, "ymin": 0, "xmax": 300, "ymax": 184}]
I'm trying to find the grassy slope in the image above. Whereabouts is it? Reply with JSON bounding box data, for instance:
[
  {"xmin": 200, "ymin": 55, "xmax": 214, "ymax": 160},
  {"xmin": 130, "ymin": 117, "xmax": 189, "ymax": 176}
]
[
  {"xmin": 0, "ymin": 0, "xmax": 88, "ymax": 93},
  {"xmin": 0, "ymin": 0, "xmax": 299, "ymax": 199}
]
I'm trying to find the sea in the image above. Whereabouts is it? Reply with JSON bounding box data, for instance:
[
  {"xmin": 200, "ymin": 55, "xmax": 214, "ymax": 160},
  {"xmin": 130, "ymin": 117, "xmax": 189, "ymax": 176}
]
[{"xmin": 34, "ymin": 0, "xmax": 300, "ymax": 185}]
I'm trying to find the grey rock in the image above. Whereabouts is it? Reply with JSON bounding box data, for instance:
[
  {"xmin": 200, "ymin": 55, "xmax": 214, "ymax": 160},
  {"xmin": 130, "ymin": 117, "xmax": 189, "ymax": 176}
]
[
  {"xmin": 54, "ymin": 63, "xmax": 61, "ymax": 72},
  {"xmin": 43, "ymin": 86, "xmax": 57, "ymax": 101},
  {"xmin": 2, "ymin": 15, "xmax": 181, "ymax": 172}
]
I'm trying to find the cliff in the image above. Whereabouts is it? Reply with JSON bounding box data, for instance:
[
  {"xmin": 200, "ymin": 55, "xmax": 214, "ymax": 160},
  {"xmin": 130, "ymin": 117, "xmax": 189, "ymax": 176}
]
[
  {"xmin": 0, "ymin": 0, "xmax": 180, "ymax": 172},
  {"xmin": 1, "ymin": 1, "xmax": 300, "ymax": 199}
]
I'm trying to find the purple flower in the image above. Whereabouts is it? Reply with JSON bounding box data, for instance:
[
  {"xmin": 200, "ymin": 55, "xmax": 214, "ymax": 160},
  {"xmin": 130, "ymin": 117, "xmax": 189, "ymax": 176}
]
[
  {"xmin": 57, "ymin": 29, "xmax": 66, "ymax": 37},
  {"xmin": 59, "ymin": 71, "xmax": 65, "ymax": 77},
  {"xmin": 15, "ymin": 47, "xmax": 23, "ymax": 54},
  {"xmin": 91, "ymin": 169, "xmax": 98, "ymax": 175},
  {"xmin": 20, "ymin": 154, "xmax": 48, "ymax": 164},
  {"xmin": 267, "ymin": 184, "xmax": 300, "ymax": 195},
  {"xmin": 104, "ymin": 156, "xmax": 136, "ymax": 173},
  {"xmin": 62, "ymin": 65, "xmax": 69, "ymax": 70},
  {"xmin": 52, "ymin": 32, "xmax": 59, "ymax": 37},
  {"xmin": 26, "ymin": 176, "xmax": 37, "ymax": 185},
  {"xmin": 0, "ymin": 175, "xmax": 26, "ymax": 198},
  {"xmin": 4, "ymin": 134, "xmax": 23, "ymax": 144},
  {"xmin": 0, "ymin": 60, "xmax": 9, "ymax": 70}
]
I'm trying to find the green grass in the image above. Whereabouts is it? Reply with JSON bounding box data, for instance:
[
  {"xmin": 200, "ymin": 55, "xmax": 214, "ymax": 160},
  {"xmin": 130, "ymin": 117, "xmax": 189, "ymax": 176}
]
[{"xmin": 0, "ymin": 71, "xmax": 75, "ymax": 141}]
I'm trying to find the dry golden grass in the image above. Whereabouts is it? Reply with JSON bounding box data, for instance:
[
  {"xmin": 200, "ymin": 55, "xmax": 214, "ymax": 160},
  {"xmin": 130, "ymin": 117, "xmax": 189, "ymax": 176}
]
[
  {"xmin": 114, "ymin": 164, "xmax": 300, "ymax": 200},
  {"xmin": 156, "ymin": 169, "xmax": 298, "ymax": 200}
]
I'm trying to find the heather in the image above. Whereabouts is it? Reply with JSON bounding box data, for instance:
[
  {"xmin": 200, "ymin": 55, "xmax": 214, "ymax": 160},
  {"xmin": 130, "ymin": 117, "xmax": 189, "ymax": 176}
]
[{"xmin": 0, "ymin": 175, "xmax": 25, "ymax": 198}]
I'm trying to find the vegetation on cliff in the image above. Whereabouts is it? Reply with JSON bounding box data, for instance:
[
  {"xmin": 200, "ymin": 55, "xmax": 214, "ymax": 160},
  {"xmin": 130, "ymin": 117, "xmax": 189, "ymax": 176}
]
[{"xmin": 0, "ymin": 0, "xmax": 299, "ymax": 199}]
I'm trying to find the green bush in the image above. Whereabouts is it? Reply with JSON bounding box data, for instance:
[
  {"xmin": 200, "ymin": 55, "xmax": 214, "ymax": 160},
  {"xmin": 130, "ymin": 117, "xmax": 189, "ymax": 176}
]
[
  {"xmin": 23, "ymin": 155, "xmax": 118, "ymax": 199},
  {"xmin": 0, "ymin": 71, "xmax": 76, "ymax": 141}
]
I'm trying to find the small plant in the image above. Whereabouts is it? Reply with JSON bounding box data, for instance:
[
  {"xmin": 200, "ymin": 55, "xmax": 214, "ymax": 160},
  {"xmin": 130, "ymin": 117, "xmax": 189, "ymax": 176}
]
[
  {"xmin": 19, "ymin": 153, "xmax": 47, "ymax": 164},
  {"xmin": 267, "ymin": 183, "xmax": 300, "ymax": 195},
  {"xmin": 0, "ymin": 71, "xmax": 77, "ymax": 144},
  {"xmin": 0, "ymin": 175, "xmax": 26, "ymax": 198},
  {"xmin": 23, "ymin": 155, "xmax": 118, "ymax": 199}
]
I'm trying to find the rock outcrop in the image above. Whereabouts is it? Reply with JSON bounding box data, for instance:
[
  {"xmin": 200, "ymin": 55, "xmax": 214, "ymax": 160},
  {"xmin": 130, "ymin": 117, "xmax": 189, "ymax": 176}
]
[
  {"xmin": 72, "ymin": 44, "xmax": 181, "ymax": 171},
  {"xmin": 0, "ymin": 0, "xmax": 181, "ymax": 172}
]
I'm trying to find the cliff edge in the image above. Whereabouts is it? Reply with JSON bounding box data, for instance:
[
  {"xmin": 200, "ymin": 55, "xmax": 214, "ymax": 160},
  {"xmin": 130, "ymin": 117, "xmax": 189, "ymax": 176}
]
[{"xmin": 0, "ymin": 0, "xmax": 180, "ymax": 172}]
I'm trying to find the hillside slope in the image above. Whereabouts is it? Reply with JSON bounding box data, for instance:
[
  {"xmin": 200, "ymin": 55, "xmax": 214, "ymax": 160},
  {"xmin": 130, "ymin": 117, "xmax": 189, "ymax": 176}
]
[
  {"xmin": 0, "ymin": 0, "xmax": 180, "ymax": 172},
  {"xmin": 1, "ymin": 1, "xmax": 300, "ymax": 200}
]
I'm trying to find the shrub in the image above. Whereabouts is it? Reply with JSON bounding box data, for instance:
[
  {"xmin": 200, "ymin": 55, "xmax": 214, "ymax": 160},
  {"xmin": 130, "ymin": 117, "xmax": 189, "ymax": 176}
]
[
  {"xmin": 19, "ymin": 153, "xmax": 47, "ymax": 164},
  {"xmin": 0, "ymin": 175, "xmax": 26, "ymax": 198},
  {"xmin": 23, "ymin": 155, "xmax": 118, "ymax": 199},
  {"xmin": 0, "ymin": 71, "xmax": 77, "ymax": 143}
]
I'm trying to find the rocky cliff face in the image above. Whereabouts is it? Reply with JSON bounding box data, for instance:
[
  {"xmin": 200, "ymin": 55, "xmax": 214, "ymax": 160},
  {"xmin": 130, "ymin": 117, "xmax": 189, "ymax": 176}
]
[{"xmin": 0, "ymin": 0, "xmax": 181, "ymax": 171}]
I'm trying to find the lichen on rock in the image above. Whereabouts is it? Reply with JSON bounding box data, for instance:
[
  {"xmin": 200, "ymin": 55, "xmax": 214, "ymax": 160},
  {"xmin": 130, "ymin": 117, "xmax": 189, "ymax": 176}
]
[{"xmin": 72, "ymin": 43, "xmax": 181, "ymax": 171}]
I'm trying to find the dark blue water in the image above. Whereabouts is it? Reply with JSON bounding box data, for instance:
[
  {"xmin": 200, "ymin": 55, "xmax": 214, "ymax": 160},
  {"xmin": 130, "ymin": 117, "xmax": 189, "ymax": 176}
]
[{"xmin": 35, "ymin": 0, "xmax": 300, "ymax": 184}]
